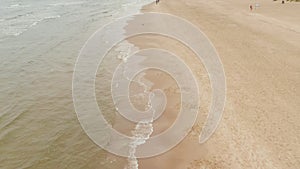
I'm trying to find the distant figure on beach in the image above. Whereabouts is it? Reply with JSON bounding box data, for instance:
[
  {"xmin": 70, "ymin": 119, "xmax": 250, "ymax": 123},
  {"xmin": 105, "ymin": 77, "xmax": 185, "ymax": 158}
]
[
  {"xmin": 282, "ymin": 0, "xmax": 285, "ymax": 4},
  {"xmin": 156, "ymin": 0, "xmax": 160, "ymax": 5},
  {"xmin": 250, "ymin": 5, "xmax": 253, "ymax": 11}
]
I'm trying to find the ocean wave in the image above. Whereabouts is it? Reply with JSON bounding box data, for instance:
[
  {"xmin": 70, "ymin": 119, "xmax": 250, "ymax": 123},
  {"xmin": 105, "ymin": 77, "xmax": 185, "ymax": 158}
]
[
  {"xmin": 0, "ymin": 15, "xmax": 61, "ymax": 37},
  {"xmin": 48, "ymin": 1, "xmax": 85, "ymax": 7},
  {"xmin": 4, "ymin": 3, "xmax": 31, "ymax": 9}
]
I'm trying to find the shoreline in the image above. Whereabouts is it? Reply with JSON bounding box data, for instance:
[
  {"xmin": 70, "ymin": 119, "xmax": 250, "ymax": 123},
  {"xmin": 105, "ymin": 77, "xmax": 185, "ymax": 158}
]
[{"xmin": 122, "ymin": 0, "xmax": 300, "ymax": 168}]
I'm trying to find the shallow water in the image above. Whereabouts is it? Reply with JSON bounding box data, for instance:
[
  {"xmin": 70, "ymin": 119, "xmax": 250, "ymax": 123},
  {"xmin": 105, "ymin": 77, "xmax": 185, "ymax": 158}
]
[{"xmin": 0, "ymin": 0, "xmax": 152, "ymax": 168}]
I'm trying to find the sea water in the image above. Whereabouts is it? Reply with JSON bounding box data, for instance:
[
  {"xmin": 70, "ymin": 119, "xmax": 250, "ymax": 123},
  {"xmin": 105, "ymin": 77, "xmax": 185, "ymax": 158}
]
[{"xmin": 0, "ymin": 0, "xmax": 152, "ymax": 169}]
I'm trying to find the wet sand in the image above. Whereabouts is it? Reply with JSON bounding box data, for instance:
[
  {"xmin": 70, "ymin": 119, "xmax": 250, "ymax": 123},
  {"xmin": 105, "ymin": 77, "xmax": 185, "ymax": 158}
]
[
  {"xmin": 124, "ymin": 0, "xmax": 300, "ymax": 168},
  {"xmin": 1, "ymin": 0, "xmax": 298, "ymax": 168}
]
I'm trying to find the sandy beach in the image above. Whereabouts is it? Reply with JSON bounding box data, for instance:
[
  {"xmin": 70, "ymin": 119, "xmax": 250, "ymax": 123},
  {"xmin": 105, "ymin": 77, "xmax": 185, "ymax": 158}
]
[
  {"xmin": 122, "ymin": 0, "xmax": 300, "ymax": 168},
  {"xmin": 0, "ymin": 0, "xmax": 299, "ymax": 169}
]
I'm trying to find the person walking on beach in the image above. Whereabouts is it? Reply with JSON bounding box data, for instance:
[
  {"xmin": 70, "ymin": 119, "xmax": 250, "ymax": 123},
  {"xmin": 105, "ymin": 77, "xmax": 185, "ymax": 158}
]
[
  {"xmin": 250, "ymin": 4, "xmax": 253, "ymax": 11},
  {"xmin": 156, "ymin": 0, "xmax": 160, "ymax": 5}
]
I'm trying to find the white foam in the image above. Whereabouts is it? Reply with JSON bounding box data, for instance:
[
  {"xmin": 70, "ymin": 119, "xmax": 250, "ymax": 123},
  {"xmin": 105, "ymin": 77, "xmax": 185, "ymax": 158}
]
[
  {"xmin": 114, "ymin": 40, "xmax": 156, "ymax": 169},
  {"xmin": 48, "ymin": 2, "xmax": 85, "ymax": 7},
  {"xmin": 0, "ymin": 14, "xmax": 61, "ymax": 37},
  {"xmin": 5, "ymin": 4, "xmax": 31, "ymax": 9},
  {"xmin": 126, "ymin": 121, "xmax": 154, "ymax": 169}
]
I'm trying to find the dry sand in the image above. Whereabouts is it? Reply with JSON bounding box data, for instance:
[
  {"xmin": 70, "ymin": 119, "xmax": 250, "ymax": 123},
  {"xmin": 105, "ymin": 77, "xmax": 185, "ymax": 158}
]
[{"xmin": 119, "ymin": 0, "xmax": 300, "ymax": 168}]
